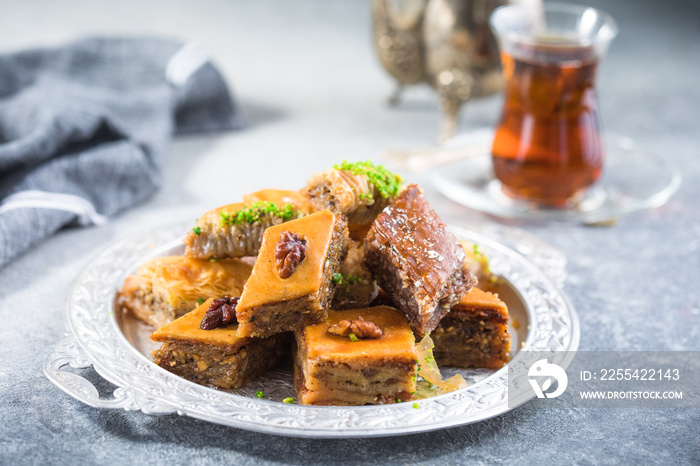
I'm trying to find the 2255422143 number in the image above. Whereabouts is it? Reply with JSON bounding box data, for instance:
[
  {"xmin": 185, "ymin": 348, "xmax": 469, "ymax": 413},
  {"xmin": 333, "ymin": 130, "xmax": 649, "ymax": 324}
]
[{"xmin": 599, "ymin": 368, "xmax": 680, "ymax": 382}]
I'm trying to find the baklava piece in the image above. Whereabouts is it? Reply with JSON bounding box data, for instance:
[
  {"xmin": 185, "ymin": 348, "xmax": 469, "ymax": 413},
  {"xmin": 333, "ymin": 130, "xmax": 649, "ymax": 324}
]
[
  {"xmin": 236, "ymin": 210, "xmax": 348, "ymax": 338},
  {"xmin": 294, "ymin": 306, "xmax": 417, "ymax": 405},
  {"xmin": 117, "ymin": 256, "xmax": 252, "ymax": 328},
  {"xmin": 301, "ymin": 161, "xmax": 403, "ymax": 225},
  {"xmin": 364, "ymin": 184, "xmax": 476, "ymax": 337},
  {"xmin": 432, "ymin": 287, "xmax": 510, "ymax": 369},
  {"xmin": 184, "ymin": 201, "xmax": 303, "ymax": 260},
  {"xmin": 331, "ymin": 240, "xmax": 378, "ymax": 310},
  {"xmin": 151, "ymin": 299, "xmax": 290, "ymax": 389}
]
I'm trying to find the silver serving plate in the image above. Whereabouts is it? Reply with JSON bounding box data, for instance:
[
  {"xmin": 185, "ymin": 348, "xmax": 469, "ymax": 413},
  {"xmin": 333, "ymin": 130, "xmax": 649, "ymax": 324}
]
[{"xmin": 44, "ymin": 222, "xmax": 578, "ymax": 437}]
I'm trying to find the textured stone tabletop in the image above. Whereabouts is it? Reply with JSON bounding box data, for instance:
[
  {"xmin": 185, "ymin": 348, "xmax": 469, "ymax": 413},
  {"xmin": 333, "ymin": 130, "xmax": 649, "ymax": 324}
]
[{"xmin": 1, "ymin": 0, "xmax": 699, "ymax": 464}]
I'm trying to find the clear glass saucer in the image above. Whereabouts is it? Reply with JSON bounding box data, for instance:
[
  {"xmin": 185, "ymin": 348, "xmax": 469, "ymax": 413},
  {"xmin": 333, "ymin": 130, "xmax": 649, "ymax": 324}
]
[{"xmin": 430, "ymin": 129, "xmax": 681, "ymax": 224}]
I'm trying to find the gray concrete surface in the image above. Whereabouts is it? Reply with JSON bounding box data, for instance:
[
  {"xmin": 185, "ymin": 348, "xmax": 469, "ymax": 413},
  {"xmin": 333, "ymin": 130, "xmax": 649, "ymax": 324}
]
[{"xmin": 1, "ymin": 0, "xmax": 699, "ymax": 464}]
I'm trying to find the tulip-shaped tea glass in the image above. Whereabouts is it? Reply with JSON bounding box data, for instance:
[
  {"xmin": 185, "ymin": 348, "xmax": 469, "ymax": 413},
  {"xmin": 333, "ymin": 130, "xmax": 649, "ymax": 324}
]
[{"xmin": 489, "ymin": 3, "xmax": 618, "ymax": 206}]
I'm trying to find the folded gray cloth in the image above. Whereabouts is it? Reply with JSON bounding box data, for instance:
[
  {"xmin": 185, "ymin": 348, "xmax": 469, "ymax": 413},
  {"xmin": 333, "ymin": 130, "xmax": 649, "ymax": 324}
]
[{"xmin": 0, "ymin": 37, "xmax": 244, "ymax": 268}]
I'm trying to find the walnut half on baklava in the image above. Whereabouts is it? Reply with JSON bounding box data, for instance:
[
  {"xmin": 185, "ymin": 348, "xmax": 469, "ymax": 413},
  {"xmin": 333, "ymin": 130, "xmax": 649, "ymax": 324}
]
[
  {"xmin": 294, "ymin": 306, "xmax": 418, "ymax": 406},
  {"xmin": 151, "ymin": 299, "xmax": 290, "ymax": 389}
]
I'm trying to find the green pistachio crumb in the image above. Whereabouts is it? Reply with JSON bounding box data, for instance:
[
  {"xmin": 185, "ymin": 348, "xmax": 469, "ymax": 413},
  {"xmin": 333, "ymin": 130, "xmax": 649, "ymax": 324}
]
[
  {"xmin": 344, "ymin": 274, "xmax": 364, "ymax": 285},
  {"xmin": 349, "ymin": 333, "xmax": 359, "ymax": 342},
  {"xmin": 209, "ymin": 257, "xmax": 219, "ymax": 263},
  {"xmin": 192, "ymin": 226, "xmax": 202, "ymax": 235},
  {"xmin": 283, "ymin": 397, "xmax": 295, "ymax": 404},
  {"xmin": 473, "ymin": 243, "xmax": 481, "ymax": 255},
  {"xmin": 413, "ymin": 403, "xmax": 420, "ymax": 409},
  {"xmin": 332, "ymin": 272, "xmax": 366, "ymax": 288},
  {"xmin": 333, "ymin": 160, "xmax": 402, "ymax": 199},
  {"xmin": 358, "ymin": 192, "xmax": 375, "ymax": 203},
  {"xmin": 220, "ymin": 202, "xmax": 298, "ymax": 227},
  {"xmin": 396, "ymin": 398, "xmax": 402, "ymax": 403},
  {"xmin": 256, "ymin": 391, "xmax": 264, "ymax": 399},
  {"xmin": 197, "ymin": 298, "xmax": 204, "ymax": 305}
]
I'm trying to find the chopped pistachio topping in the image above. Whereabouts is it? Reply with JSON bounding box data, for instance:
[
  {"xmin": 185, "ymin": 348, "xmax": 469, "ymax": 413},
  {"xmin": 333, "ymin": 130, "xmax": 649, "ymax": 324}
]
[
  {"xmin": 358, "ymin": 192, "xmax": 375, "ymax": 203},
  {"xmin": 220, "ymin": 202, "xmax": 298, "ymax": 227},
  {"xmin": 349, "ymin": 333, "xmax": 359, "ymax": 342},
  {"xmin": 209, "ymin": 257, "xmax": 219, "ymax": 263},
  {"xmin": 333, "ymin": 160, "xmax": 402, "ymax": 199},
  {"xmin": 192, "ymin": 226, "xmax": 202, "ymax": 235},
  {"xmin": 283, "ymin": 397, "xmax": 295, "ymax": 404},
  {"xmin": 473, "ymin": 243, "xmax": 481, "ymax": 255},
  {"xmin": 396, "ymin": 398, "xmax": 402, "ymax": 403},
  {"xmin": 197, "ymin": 298, "xmax": 204, "ymax": 305},
  {"xmin": 256, "ymin": 390, "xmax": 264, "ymax": 398},
  {"xmin": 332, "ymin": 272, "xmax": 366, "ymax": 286},
  {"xmin": 412, "ymin": 403, "xmax": 420, "ymax": 409}
]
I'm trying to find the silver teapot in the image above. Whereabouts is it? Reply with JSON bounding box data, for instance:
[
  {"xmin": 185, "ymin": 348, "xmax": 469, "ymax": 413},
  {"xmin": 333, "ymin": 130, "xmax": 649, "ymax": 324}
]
[{"xmin": 372, "ymin": 0, "xmax": 509, "ymax": 141}]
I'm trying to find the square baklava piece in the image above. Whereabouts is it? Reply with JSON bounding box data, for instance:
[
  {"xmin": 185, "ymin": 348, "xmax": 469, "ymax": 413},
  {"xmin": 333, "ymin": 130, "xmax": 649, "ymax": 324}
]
[
  {"xmin": 431, "ymin": 287, "xmax": 510, "ymax": 369},
  {"xmin": 294, "ymin": 306, "xmax": 417, "ymax": 406},
  {"xmin": 151, "ymin": 298, "xmax": 289, "ymax": 389},
  {"xmin": 117, "ymin": 255, "xmax": 252, "ymax": 328},
  {"xmin": 364, "ymin": 184, "xmax": 476, "ymax": 336},
  {"xmin": 236, "ymin": 209, "xmax": 348, "ymax": 338}
]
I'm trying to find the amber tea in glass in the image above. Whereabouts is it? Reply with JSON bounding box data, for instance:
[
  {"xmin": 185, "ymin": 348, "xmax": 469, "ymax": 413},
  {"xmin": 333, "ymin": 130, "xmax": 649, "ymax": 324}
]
[{"xmin": 489, "ymin": 4, "xmax": 618, "ymax": 206}]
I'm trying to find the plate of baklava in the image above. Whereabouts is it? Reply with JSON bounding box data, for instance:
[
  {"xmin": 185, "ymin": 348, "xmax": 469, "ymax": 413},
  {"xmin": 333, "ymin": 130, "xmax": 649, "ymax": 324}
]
[{"xmin": 45, "ymin": 161, "xmax": 579, "ymax": 437}]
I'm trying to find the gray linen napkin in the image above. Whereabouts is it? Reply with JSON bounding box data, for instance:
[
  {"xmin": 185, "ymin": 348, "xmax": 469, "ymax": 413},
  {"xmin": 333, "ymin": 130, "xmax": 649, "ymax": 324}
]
[{"xmin": 0, "ymin": 37, "xmax": 244, "ymax": 268}]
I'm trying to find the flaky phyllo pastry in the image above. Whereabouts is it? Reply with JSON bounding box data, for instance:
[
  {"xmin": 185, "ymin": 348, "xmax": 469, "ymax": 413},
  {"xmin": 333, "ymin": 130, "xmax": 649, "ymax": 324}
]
[
  {"xmin": 117, "ymin": 256, "xmax": 252, "ymax": 327},
  {"xmin": 301, "ymin": 160, "xmax": 403, "ymax": 225},
  {"xmin": 184, "ymin": 190, "xmax": 314, "ymax": 261}
]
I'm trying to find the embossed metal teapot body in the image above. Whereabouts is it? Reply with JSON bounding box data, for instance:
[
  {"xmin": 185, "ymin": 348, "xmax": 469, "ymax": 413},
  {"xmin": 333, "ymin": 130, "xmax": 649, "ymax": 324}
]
[{"xmin": 372, "ymin": 0, "xmax": 509, "ymax": 141}]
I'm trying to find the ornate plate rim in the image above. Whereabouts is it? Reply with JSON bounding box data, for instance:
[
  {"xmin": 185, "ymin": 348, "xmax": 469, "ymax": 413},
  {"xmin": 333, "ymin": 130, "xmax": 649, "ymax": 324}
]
[{"xmin": 46, "ymin": 222, "xmax": 580, "ymax": 438}]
